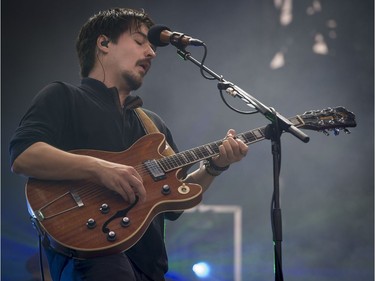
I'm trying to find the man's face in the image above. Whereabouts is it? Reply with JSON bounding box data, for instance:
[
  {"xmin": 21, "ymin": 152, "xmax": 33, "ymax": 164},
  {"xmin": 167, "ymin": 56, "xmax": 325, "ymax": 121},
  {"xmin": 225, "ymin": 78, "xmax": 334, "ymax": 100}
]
[{"xmin": 106, "ymin": 24, "xmax": 156, "ymax": 91}]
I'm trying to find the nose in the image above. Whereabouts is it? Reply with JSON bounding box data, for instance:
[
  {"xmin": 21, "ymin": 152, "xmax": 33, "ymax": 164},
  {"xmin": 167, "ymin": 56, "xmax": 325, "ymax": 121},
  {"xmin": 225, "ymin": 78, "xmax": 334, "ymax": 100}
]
[{"xmin": 146, "ymin": 44, "xmax": 157, "ymax": 59}]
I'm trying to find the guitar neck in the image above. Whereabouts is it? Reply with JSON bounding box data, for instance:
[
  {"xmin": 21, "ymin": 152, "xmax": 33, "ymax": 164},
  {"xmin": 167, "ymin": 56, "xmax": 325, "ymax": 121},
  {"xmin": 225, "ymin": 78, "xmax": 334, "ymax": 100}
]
[{"xmin": 158, "ymin": 115, "xmax": 305, "ymax": 172}]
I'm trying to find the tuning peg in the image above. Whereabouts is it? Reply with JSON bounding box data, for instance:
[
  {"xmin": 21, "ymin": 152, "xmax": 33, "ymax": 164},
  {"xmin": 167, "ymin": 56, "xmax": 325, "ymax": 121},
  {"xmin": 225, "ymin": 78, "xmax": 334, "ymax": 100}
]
[
  {"xmin": 322, "ymin": 130, "xmax": 330, "ymax": 136},
  {"xmin": 344, "ymin": 128, "xmax": 351, "ymax": 134},
  {"xmin": 333, "ymin": 128, "xmax": 340, "ymax": 136}
]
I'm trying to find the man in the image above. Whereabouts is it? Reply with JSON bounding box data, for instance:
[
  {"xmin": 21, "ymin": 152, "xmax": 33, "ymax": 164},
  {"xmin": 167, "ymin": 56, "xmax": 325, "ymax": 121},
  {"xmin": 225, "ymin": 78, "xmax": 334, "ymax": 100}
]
[{"xmin": 10, "ymin": 7, "xmax": 248, "ymax": 281}]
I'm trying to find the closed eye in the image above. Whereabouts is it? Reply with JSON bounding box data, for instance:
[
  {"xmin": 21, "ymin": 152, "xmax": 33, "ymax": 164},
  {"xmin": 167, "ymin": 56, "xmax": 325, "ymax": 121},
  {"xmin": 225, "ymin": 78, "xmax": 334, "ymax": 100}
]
[{"xmin": 132, "ymin": 31, "xmax": 156, "ymax": 53}]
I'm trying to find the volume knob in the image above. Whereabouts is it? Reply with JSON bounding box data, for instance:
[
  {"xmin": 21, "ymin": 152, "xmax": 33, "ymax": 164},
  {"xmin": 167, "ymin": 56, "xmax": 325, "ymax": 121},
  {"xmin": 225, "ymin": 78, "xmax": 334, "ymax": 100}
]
[
  {"xmin": 121, "ymin": 217, "xmax": 131, "ymax": 227},
  {"xmin": 107, "ymin": 231, "xmax": 116, "ymax": 242},
  {"xmin": 100, "ymin": 203, "xmax": 110, "ymax": 214},
  {"xmin": 162, "ymin": 184, "xmax": 171, "ymax": 195},
  {"xmin": 86, "ymin": 218, "xmax": 96, "ymax": 229}
]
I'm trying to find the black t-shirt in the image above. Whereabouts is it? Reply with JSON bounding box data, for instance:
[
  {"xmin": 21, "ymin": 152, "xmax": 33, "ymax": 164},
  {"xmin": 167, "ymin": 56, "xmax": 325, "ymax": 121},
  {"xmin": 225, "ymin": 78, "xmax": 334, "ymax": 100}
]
[{"xmin": 9, "ymin": 77, "xmax": 179, "ymax": 280}]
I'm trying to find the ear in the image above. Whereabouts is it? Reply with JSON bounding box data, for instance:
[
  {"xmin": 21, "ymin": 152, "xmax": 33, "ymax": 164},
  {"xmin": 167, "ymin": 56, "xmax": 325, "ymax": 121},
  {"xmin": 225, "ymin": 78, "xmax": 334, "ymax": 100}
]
[{"xmin": 97, "ymin": 35, "xmax": 110, "ymax": 52}]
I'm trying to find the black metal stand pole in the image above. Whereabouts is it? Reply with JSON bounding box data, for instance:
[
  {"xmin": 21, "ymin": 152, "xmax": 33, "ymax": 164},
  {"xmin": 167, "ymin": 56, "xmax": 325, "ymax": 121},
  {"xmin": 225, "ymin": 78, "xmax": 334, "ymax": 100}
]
[
  {"xmin": 265, "ymin": 120, "xmax": 284, "ymax": 281},
  {"xmin": 175, "ymin": 47, "xmax": 310, "ymax": 281}
]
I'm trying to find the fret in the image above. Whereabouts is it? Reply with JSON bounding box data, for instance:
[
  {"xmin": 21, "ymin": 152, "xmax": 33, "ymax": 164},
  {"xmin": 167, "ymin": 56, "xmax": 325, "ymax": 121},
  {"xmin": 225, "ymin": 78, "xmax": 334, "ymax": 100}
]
[
  {"xmin": 204, "ymin": 145, "xmax": 214, "ymax": 155},
  {"xmin": 179, "ymin": 153, "xmax": 189, "ymax": 163},
  {"xmin": 190, "ymin": 150, "xmax": 199, "ymax": 160},
  {"xmin": 200, "ymin": 146, "xmax": 209, "ymax": 157},
  {"xmin": 242, "ymin": 131, "xmax": 256, "ymax": 144},
  {"xmin": 185, "ymin": 150, "xmax": 198, "ymax": 161},
  {"xmin": 164, "ymin": 157, "xmax": 175, "ymax": 169},
  {"xmin": 192, "ymin": 148, "xmax": 204, "ymax": 159},
  {"xmin": 176, "ymin": 154, "xmax": 188, "ymax": 165},
  {"xmin": 158, "ymin": 158, "xmax": 171, "ymax": 171},
  {"xmin": 240, "ymin": 132, "xmax": 253, "ymax": 143},
  {"xmin": 169, "ymin": 155, "xmax": 180, "ymax": 167},
  {"xmin": 237, "ymin": 134, "xmax": 246, "ymax": 143},
  {"xmin": 253, "ymin": 128, "xmax": 265, "ymax": 140},
  {"xmin": 198, "ymin": 146, "xmax": 211, "ymax": 158},
  {"xmin": 210, "ymin": 142, "xmax": 221, "ymax": 153},
  {"xmin": 183, "ymin": 151, "xmax": 193, "ymax": 161},
  {"xmin": 170, "ymin": 155, "xmax": 179, "ymax": 167}
]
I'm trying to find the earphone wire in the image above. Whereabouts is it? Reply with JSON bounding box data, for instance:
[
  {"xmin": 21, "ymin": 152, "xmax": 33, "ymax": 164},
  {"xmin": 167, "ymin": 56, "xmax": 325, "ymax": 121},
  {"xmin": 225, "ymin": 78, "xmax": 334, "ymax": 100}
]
[{"xmin": 97, "ymin": 52, "xmax": 106, "ymax": 83}]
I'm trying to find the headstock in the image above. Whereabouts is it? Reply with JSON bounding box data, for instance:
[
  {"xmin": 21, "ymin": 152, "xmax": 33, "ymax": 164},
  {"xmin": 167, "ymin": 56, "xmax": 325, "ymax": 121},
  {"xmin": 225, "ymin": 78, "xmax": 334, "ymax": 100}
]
[{"xmin": 300, "ymin": 106, "xmax": 357, "ymax": 135}]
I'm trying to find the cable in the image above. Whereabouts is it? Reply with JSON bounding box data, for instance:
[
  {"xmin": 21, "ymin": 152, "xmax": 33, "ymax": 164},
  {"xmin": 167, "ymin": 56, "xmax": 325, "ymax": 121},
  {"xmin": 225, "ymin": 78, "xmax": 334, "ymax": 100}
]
[
  {"xmin": 38, "ymin": 234, "xmax": 46, "ymax": 281},
  {"xmin": 199, "ymin": 44, "xmax": 216, "ymax": 80},
  {"xmin": 195, "ymin": 44, "xmax": 260, "ymax": 115},
  {"xmin": 97, "ymin": 53, "xmax": 106, "ymax": 83}
]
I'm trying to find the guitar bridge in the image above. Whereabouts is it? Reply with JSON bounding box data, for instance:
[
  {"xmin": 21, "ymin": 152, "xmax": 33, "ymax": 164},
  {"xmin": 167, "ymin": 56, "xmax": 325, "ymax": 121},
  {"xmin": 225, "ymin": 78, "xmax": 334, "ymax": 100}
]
[
  {"xmin": 144, "ymin": 160, "xmax": 166, "ymax": 181},
  {"xmin": 35, "ymin": 191, "xmax": 84, "ymax": 221}
]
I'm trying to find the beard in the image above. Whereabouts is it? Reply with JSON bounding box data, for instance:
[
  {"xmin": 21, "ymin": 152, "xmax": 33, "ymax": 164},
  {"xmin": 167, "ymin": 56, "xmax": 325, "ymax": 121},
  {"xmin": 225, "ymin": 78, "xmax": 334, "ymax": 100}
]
[{"xmin": 122, "ymin": 70, "xmax": 143, "ymax": 91}]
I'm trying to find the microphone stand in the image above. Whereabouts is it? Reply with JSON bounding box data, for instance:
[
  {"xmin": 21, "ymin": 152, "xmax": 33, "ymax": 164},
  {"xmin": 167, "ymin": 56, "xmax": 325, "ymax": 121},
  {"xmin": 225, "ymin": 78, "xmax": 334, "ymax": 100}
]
[{"xmin": 176, "ymin": 48, "xmax": 310, "ymax": 281}]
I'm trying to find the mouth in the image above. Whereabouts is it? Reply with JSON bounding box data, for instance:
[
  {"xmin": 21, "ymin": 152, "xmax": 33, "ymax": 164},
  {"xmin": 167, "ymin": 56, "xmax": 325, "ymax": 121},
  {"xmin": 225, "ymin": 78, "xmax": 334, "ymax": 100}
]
[{"xmin": 137, "ymin": 60, "xmax": 151, "ymax": 74}]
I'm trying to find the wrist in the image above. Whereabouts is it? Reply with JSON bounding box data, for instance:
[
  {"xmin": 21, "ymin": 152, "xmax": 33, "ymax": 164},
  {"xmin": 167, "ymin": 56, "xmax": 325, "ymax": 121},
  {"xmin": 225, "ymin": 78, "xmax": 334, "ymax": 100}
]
[{"xmin": 203, "ymin": 158, "xmax": 230, "ymax": 177}]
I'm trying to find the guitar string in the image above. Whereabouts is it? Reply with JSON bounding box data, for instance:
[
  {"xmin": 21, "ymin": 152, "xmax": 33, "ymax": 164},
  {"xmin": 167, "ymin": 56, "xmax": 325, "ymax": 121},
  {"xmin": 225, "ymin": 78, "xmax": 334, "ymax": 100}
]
[
  {"xmin": 64, "ymin": 137, "xmax": 250, "ymax": 202},
  {"xmin": 70, "ymin": 135, "xmax": 249, "ymax": 201},
  {"xmin": 44, "ymin": 132, "xmax": 263, "ymax": 214},
  {"xmin": 60, "ymin": 163, "xmax": 152, "ymax": 204}
]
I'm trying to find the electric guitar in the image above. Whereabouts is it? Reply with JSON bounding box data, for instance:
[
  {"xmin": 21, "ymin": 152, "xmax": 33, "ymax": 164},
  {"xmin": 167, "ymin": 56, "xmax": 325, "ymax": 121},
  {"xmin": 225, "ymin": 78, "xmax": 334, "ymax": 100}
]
[{"xmin": 26, "ymin": 106, "xmax": 356, "ymax": 259}]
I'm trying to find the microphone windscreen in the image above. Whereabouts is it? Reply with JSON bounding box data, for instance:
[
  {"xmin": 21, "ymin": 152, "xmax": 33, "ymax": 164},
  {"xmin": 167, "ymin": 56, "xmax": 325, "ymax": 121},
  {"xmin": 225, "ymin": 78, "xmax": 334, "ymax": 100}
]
[{"xmin": 148, "ymin": 24, "xmax": 171, "ymax": 47}]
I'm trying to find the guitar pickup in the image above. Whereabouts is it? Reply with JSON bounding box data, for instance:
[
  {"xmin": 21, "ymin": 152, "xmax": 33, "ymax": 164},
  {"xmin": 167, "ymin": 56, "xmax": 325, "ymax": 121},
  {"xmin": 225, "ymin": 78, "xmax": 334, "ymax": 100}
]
[{"xmin": 144, "ymin": 160, "xmax": 166, "ymax": 181}]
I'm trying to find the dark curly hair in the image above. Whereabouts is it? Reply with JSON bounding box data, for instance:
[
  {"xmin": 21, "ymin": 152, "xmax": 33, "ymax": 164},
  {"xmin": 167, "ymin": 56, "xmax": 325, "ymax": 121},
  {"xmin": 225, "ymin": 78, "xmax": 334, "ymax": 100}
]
[{"xmin": 76, "ymin": 8, "xmax": 154, "ymax": 77}]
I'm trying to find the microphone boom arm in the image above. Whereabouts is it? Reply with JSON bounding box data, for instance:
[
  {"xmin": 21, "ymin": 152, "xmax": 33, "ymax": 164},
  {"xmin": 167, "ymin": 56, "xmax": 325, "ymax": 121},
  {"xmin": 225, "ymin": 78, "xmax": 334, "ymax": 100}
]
[{"xmin": 176, "ymin": 49, "xmax": 310, "ymax": 143}]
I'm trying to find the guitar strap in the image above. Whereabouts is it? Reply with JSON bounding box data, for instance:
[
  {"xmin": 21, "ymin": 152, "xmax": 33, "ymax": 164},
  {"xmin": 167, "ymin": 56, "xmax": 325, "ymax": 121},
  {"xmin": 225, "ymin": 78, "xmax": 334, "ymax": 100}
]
[
  {"xmin": 134, "ymin": 108, "xmax": 176, "ymax": 157},
  {"xmin": 134, "ymin": 109, "xmax": 184, "ymax": 224}
]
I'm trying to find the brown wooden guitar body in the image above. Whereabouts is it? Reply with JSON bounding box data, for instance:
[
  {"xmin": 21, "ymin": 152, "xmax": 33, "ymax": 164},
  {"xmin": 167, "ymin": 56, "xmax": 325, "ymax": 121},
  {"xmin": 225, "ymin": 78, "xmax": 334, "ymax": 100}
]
[{"xmin": 26, "ymin": 133, "xmax": 202, "ymax": 259}]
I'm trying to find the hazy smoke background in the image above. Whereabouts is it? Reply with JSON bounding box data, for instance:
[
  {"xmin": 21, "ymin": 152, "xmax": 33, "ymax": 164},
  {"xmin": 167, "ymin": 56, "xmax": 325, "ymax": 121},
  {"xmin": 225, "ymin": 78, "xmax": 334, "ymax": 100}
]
[{"xmin": 2, "ymin": 1, "xmax": 373, "ymax": 280}]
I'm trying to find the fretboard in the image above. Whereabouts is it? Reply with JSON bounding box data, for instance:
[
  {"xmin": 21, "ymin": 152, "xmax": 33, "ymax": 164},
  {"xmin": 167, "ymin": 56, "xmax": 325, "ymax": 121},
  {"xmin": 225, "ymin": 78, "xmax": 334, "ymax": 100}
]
[{"xmin": 157, "ymin": 115, "xmax": 304, "ymax": 172}]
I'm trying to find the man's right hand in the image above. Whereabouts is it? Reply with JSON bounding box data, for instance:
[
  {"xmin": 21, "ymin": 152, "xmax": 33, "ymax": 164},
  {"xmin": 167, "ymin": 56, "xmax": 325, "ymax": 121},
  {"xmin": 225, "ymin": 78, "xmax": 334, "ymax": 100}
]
[{"xmin": 93, "ymin": 160, "xmax": 146, "ymax": 204}]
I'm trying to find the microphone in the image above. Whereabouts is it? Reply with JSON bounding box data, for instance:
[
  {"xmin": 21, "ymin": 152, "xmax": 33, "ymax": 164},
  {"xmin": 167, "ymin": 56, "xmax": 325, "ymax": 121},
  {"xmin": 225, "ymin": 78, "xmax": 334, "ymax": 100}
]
[{"xmin": 148, "ymin": 24, "xmax": 204, "ymax": 48}]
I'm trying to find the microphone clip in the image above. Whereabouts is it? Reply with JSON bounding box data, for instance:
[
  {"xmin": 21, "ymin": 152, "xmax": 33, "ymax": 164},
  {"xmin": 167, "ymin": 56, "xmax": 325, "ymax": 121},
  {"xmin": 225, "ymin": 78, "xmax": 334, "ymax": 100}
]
[
  {"xmin": 217, "ymin": 82, "xmax": 237, "ymax": 97},
  {"xmin": 169, "ymin": 32, "xmax": 187, "ymax": 49},
  {"xmin": 169, "ymin": 32, "xmax": 204, "ymax": 49}
]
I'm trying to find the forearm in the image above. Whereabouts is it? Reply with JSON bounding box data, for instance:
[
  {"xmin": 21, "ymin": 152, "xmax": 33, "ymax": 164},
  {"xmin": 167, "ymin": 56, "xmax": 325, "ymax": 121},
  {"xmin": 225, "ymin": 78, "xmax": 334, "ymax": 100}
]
[
  {"xmin": 11, "ymin": 142, "xmax": 100, "ymax": 181},
  {"xmin": 183, "ymin": 163, "xmax": 217, "ymax": 193},
  {"xmin": 12, "ymin": 142, "xmax": 146, "ymax": 203}
]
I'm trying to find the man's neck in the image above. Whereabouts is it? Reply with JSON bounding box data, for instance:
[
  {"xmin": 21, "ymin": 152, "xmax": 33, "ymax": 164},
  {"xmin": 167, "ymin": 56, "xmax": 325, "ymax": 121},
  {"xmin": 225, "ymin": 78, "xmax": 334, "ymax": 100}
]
[{"xmin": 88, "ymin": 73, "xmax": 131, "ymax": 107}]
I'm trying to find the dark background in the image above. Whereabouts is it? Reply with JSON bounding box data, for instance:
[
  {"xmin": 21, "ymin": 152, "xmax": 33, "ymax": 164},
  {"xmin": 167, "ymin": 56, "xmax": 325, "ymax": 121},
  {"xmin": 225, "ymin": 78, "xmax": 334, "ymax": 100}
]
[{"xmin": 2, "ymin": 0, "xmax": 373, "ymax": 280}]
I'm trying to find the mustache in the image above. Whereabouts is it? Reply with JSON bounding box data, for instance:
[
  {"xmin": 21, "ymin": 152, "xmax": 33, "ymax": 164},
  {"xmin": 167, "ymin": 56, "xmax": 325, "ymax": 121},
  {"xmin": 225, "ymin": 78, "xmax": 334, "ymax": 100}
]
[{"xmin": 136, "ymin": 59, "xmax": 152, "ymax": 71}]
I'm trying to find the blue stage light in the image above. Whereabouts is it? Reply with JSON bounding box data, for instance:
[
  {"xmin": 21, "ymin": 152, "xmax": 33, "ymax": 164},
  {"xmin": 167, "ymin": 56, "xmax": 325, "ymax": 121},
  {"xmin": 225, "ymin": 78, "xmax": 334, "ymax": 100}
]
[{"xmin": 192, "ymin": 262, "xmax": 211, "ymax": 278}]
